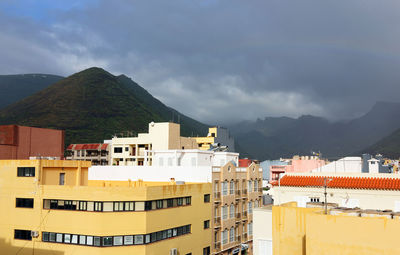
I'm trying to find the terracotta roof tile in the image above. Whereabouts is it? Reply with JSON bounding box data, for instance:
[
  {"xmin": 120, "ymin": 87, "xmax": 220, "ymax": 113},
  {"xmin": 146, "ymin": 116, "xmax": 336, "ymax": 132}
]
[{"xmin": 277, "ymin": 175, "xmax": 400, "ymax": 191}]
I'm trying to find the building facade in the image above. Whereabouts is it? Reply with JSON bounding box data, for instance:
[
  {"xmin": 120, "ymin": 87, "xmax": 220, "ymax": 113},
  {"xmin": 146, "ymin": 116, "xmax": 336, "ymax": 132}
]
[
  {"xmin": 0, "ymin": 159, "xmax": 212, "ymax": 255},
  {"xmin": 66, "ymin": 143, "xmax": 110, "ymax": 165},
  {"xmin": 90, "ymin": 150, "xmax": 263, "ymax": 255},
  {"xmin": 110, "ymin": 122, "xmax": 198, "ymax": 166},
  {"xmin": 269, "ymin": 156, "xmax": 325, "ymax": 182},
  {"xmin": 0, "ymin": 125, "xmax": 64, "ymax": 160}
]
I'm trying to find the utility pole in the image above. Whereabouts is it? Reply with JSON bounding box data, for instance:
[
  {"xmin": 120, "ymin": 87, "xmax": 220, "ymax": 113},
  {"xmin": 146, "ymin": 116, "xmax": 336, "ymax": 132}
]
[{"xmin": 324, "ymin": 177, "xmax": 332, "ymax": 214}]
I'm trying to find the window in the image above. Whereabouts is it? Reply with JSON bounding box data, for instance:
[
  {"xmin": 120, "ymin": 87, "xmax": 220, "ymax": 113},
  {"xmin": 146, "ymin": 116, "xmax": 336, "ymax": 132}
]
[
  {"xmin": 102, "ymin": 237, "xmax": 113, "ymax": 246},
  {"xmin": 248, "ymin": 201, "xmax": 253, "ymax": 214},
  {"xmin": 229, "ymin": 227, "xmax": 235, "ymax": 242},
  {"xmin": 229, "ymin": 204, "xmax": 235, "ymax": 218},
  {"xmin": 156, "ymin": 200, "xmax": 163, "ymax": 209},
  {"xmin": 16, "ymin": 198, "xmax": 34, "ymax": 208},
  {"xmin": 59, "ymin": 173, "xmax": 65, "ymax": 185},
  {"xmin": 113, "ymin": 236, "xmax": 123, "ymax": 246},
  {"xmin": 125, "ymin": 147, "xmax": 129, "ymax": 151},
  {"xmin": 222, "ymin": 205, "xmax": 228, "ymax": 220},
  {"xmin": 230, "ymin": 181, "xmax": 235, "ymax": 195},
  {"xmin": 204, "ymin": 194, "xmax": 210, "ymax": 203},
  {"xmin": 17, "ymin": 167, "xmax": 35, "ymax": 177},
  {"xmin": 167, "ymin": 199, "xmax": 173, "ymax": 208},
  {"xmin": 310, "ymin": 197, "xmax": 320, "ymax": 203},
  {"xmin": 94, "ymin": 202, "xmax": 103, "ymax": 211},
  {"xmin": 114, "ymin": 202, "xmax": 124, "ymax": 211},
  {"xmin": 248, "ymin": 222, "xmax": 253, "ymax": 236},
  {"xmin": 185, "ymin": 197, "xmax": 191, "ymax": 205},
  {"xmin": 248, "ymin": 180, "xmax": 253, "ymax": 192},
  {"xmin": 94, "ymin": 236, "xmax": 101, "ymax": 246},
  {"xmin": 221, "ymin": 230, "xmax": 228, "ymax": 245},
  {"xmin": 254, "ymin": 179, "xmax": 258, "ymax": 192},
  {"xmin": 204, "ymin": 220, "xmax": 210, "ymax": 229},
  {"xmin": 254, "ymin": 199, "xmax": 259, "ymax": 208},
  {"xmin": 87, "ymin": 236, "xmax": 93, "ymax": 245},
  {"xmin": 114, "ymin": 147, "xmax": 123, "ymax": 153},
  {"xmin": 15, "ymin": 230, "xmax": 32, "ymax": 240},
  {"xmin": 222, "ymin": 181, "xmax": 228, "ymax": 196},
  {"xmin": 203, "ymin": 246, "xmax": 210, "ymax": 255},
  {"xmin": 79, "ymin": 201, "xmax": 87, "ymax": 211},
  {"xmin": 79, "ymin": 235, "xmax": 86, "ymax": 245}
]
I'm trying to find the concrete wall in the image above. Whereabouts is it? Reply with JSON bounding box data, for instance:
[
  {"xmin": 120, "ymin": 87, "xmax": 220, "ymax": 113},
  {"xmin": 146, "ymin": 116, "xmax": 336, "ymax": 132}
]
[
  {"xmin": 311, "ymin": 157, "xmax": 362, "ymax": 173},
  {"xmin": 89, "ymin": 165, "xmax": 213, "ymax": 183},
  {"xmin": 253, "ymin": 207, "xmax": 273, "ymax": 255}
]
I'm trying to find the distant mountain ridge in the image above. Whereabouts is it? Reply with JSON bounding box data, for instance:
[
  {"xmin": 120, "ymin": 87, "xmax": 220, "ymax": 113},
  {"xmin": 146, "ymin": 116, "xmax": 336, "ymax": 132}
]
[
  {"xmin": 0, "ymin": 67, "xmax": 208, "ymax": 146},
  {"xmin": 0, "ymin": 74, "xmax": 63, "ymax": 109},
  {"xmin": 230, "ymin": 101, "xmax": 400, "ymax": 160}
]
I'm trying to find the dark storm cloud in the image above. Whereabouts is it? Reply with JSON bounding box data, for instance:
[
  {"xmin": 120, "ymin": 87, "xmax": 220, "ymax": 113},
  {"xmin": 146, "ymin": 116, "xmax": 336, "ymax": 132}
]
[{"xmin": 1, "ymin": 0, "xmax": 400, "ymax": 123}]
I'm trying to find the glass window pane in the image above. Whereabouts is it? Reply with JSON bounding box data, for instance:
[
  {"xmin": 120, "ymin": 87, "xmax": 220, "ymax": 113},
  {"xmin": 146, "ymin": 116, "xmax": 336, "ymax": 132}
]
[
  {"xmin": 124, "ymin": 235, "xmax": 134, "ymax": 245},
  {"xmin": 145, "ymin": 234, "xmax": 150, "ymax": 243},
  {"xmin": 87, "ymin": 236, "xmax": 93, "ymax": 246},
  {"xmin": 94, "ymin": 237, "xmax": 101, "ymax": 246},
  {"xmin": 114, "ymin": 236, "xmax": 123, "ymax": 246},
  {"xmin": 134, "ymin": 235, "xmax": 143, "ymax": 244},
  {"xmin": 102, "ymin": 237, "xmax": 112, "ymax": 246},
  {"xmin": 71, "ymin": 235, "xmax": 78, "ymax": 244},
  {"xmin": 79, "ymin": 235, "xmax": 86, "ymax": 245},
  {"xmin": 49, "ymin": 233, "xmax": 56, "ymax": 242},
  {"xmin": 42, "ymin": 232, "xmax": 49, "ymax": 242}
]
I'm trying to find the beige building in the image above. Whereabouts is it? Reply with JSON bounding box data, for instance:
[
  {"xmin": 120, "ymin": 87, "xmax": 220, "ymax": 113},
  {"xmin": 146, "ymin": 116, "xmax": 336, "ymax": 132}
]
[
  {"xmin": 212, "ymin": 161, "xmax": 263, "ymax": 255},
  {"xmin": 111, "ymin": 122, "xmax": 198, "ymax": 166}
]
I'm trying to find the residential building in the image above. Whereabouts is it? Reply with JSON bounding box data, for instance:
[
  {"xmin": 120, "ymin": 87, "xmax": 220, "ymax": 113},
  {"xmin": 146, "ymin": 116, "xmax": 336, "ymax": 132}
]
[
  {"xmin": 90, "ymin": 149, "xmax": 264, "ymax": 255},
  {"xmin": 66, "ymin": 143, "xmax": 110, "ymax": 165},
  {"xmin": 0, "ymin": 125, "xmax": 64, "ymax": 159},
  {"xmin": 253, "ymin": 206, "xmax": 272, "ymax": 255},
  {"xmin": 268, "ymin": 202, "xmax": 400, "ymax": 255},
  {"xmin": 110, "ymin": 122, "xmax": 198, "ymax": 166},
  {"xmin": 260, "ymin": 159, "xmax": 288, "ymax": 181},
  {"xmin": 269, "ymin": 156, "xmax": 325, "ymax": 182},
  {"xmin": 0, "ymin": 159, "xmax": 212, "ymax": 255},
  {"xmin": 271, "ymin": 173, "xmax": 400, "ymax": 210},
  {"xmin": 195, "ymin": 126, "xmax": 235, "ymax": 152}
]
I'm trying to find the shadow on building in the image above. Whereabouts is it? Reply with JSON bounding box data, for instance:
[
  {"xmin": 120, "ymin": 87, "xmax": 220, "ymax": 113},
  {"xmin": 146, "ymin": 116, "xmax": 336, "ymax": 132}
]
[{"xmin": 0, "ymin": 238, "xmax": 64, "ymax": 255}]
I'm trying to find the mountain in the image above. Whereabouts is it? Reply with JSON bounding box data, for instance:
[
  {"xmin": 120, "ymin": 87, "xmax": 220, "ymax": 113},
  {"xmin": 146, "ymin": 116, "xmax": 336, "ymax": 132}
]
[
  {"xmin": 0, "ymin": 67, "xmax": 208, "ymax": 146},
  {"xmin": 230, "ymin": 101, "xmax": 400, "ymax": 160},
  {"xmin": 0, "ymin": 74, "xmax": 63, "ymax": 109},
  {"xmin": 363, "ymin": 128, "xmax": 400, "ymax": 158}
]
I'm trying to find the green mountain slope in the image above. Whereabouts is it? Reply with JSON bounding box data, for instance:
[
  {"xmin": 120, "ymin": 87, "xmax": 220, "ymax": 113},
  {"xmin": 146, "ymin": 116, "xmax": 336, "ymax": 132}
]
[
  {"xmin": 0, "ymin": 74, "xmax": 63, "ymax": 109},
  {"xmin": 363, "ymin": 128, "xmax": 400, "ymax": 158},
  {"xmin": 0, "ymin": 67, "xmax": 208, "ymax": 145}
]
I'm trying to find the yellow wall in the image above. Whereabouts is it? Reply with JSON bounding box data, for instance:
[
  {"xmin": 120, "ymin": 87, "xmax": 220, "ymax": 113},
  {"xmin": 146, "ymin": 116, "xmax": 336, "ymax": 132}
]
[
  {"xmin": 0, "ymin": 160, "xmax": 212, "ymax": 255},
  {"xmin": 273, "ymin": 202, "xmax": 400, "ymax": 255}
]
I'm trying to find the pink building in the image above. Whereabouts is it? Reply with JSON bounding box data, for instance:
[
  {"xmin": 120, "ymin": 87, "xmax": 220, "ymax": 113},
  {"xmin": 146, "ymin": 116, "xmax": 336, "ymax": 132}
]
[{"xmin": 270, "ymin": 156, "xmax": 326, "ymax": 181}]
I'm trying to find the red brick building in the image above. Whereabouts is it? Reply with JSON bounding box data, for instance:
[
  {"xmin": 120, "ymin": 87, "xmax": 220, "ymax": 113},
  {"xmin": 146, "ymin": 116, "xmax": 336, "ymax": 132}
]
[{"xmin": 0, "ymin": 125, "xmax": 65, "ymax": 159}]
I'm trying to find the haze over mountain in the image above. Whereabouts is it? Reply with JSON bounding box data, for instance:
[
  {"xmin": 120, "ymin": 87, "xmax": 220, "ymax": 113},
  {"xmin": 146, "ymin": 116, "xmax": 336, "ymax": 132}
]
[
  {"xmin": 363, "ymin": 128, "xmax": 400, "ymax": 158},
  {"xmin": 230, "ymin": 102, "xmax": 400, "ymax": 160},
  {"xmin": 0, "ymin": 67, "xmax": 208, "ymax": 146},
  {"xmin": 0, "ymin": 74, "xmax": 63, "ymax": 109}
]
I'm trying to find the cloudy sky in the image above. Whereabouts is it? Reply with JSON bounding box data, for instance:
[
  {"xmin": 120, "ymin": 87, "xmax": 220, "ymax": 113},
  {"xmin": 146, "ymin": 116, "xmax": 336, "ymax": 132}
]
[{"xmin": 1, "ymin": 0, "xmax": 400, "ymax": 124}]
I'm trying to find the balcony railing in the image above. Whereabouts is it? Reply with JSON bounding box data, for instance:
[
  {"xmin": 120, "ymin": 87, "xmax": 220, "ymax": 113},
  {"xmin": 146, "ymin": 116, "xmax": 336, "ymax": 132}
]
[
  {"xmin": 214, "ymin": 217, "xmax": 221, "ymax": 227},
  {"xmin": 258, "ymin": 188, "xmax": 263, "ymax": 193},
  {"xmin": 214, "ymin": 192, "xmax": 221, "ymax": 202},
  {"xmin": 236, "ymin": 212, "xmax": 241, "ymax": 219},
  {"xmin": 243, "ymin": 211, "xmax": 248, "ymax": 217},
  {"xmin": 243, "ymin": 233, "xmax": 248, "ymax": 240},
  {"xmin": 236, "ymin": 235, "xmax": 241, "ymax": 242},
  {"xmin": 235, "ymin": 190, "xmax": 241, "ymax": 196},
  {"xmin": 242, "ymin": 189, "xmax": 248, "ymax": 195},
  {"xmin": 214, "ymin": 242, "xmax": 221, "ymax": 250}
]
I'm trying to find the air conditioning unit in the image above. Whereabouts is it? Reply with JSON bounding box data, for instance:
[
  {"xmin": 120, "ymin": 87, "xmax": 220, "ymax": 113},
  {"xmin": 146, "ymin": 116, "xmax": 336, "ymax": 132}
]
[
  {"xmin": 31, "ymin": 231, "xmax": 39, "ymax": 238},
  {"xmin": 170, "ymin": 248, "xmax": 178, "ymax": 255}
]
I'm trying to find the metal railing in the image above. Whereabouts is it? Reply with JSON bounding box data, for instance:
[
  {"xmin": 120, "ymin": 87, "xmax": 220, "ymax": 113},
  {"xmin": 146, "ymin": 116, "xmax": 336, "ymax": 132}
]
[
  {"xmin": 214, "ymin": 241, "xmax": 221, "ymax": 250},
  {"xmin": 214, "ymin": 192, "xmax": 221, "ymax": 202},
  {"xmin": 214, "ymin": 217, "xmax": 221, "ymax": 227}
]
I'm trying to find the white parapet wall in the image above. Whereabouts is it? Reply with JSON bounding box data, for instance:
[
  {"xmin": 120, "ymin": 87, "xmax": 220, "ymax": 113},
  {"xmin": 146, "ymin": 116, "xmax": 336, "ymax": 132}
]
[{"xmin": 89, "ymin": 165, "xmax": 213, "ymax": 183}]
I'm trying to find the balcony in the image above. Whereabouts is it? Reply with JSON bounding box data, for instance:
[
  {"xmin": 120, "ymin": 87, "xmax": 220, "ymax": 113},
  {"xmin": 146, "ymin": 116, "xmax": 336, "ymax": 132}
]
[
  {"xmin": 236, "ymin": 235, "xmax": 241, "ymax": 242},
  {"xmin": 214, "ymin": 217, "xmax": 221, "ymax": 227},
  {"xmin": 242, "ymin": 189, "xmax": 248, "ymax": 197},
  {"xmin": 243, "ymin": 211, "xmax": 248, "ymax": 218},
  {"xmin": 214, "ymin": 192, "xmax": 221, "ymax": 202},
  {"xmin": 236, "ymin": 212, "xmax": 241, "ymax": 219},
  {"xmin": 258, "ymin": 188, "xmax": 263, "ymax": 193},
  {"xmin": 243, "ymin": 233, "xmax": 248, "ymax": 240},
  {"xmin": 214, "ymin": 242, "xmax": 221, "ymax": 251}
]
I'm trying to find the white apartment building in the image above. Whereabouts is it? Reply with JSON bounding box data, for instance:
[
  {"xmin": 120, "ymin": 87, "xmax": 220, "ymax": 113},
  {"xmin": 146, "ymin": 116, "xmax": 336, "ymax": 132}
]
[
  {"xmin": 272, "ymin": 172, "xmax": 400, "ymax": 211},
  {"xmin": 110, "ymin": 122, "xmax": 198, "ymax": 166}
]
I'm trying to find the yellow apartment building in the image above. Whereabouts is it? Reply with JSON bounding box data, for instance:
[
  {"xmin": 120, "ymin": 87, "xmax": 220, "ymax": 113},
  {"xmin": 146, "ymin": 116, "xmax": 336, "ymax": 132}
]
[
  {"xmin": 195, "ymin": 127, "xmax": 235, "ymax": 152},
  {"xmin": 271, "ymin": 202, "xmax": 400, "ymax": 255},
  {"xmin": 0, "ymin": 159, "xmax": 212, "ymax": 255}
]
